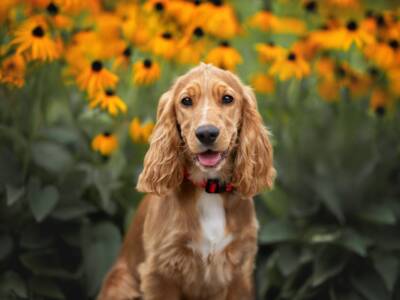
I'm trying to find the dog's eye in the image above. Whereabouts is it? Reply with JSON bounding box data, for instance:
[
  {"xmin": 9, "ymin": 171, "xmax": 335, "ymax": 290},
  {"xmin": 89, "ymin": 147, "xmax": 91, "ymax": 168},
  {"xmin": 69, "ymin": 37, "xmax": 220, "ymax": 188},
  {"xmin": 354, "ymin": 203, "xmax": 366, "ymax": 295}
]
[
  {"xmin": 181, "ymin": 97, "xmax": 193, "ymax": 107},
  {"xmin": 222, "ymin": 95, "xmax": 234, "ymax": 104}
]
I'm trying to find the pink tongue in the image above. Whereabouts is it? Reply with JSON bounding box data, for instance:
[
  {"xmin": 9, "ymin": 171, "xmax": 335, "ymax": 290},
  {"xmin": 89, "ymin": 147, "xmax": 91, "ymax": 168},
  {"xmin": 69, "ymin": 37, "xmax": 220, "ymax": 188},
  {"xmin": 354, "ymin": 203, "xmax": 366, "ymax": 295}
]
[{"xmin": 197, "ymin": 152, "xmax": 221, "ymax": 167}]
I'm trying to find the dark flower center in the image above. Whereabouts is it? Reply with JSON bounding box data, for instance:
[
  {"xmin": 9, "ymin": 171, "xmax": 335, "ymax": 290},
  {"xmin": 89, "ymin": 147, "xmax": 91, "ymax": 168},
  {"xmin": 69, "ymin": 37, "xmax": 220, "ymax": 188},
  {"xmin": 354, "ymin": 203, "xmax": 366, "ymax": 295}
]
[
  {"xmin": 193, "ymin": 27, "xmax": 204, "ymax": 38},
  {"xmin": 389, "ymin": 39, "xmax": 399, "ymax": 50},
  {"xmin": 210, "ymin": 0, "xmax": 223, "ymax": 6},
  {"xmin": 368, "ymin": 67, "xmax": 379, "ymax": 77},
  {"xmin": 47, "ymin": 2, "xmax": 59, "ymax": 15},
  {"xmin": 336, "ymin": 66, "xmax": 346, "ymax": 78},
  {"xmin": 154, "ymin": 2, "xmax": 164, "ymax": 11},
  {"xmin": 161, "ymin": 32, "xmax": 172, "ymax": 39},
  {"xmin": 105, "ymin": 89, "xmax": 115, "ymax": 96},
  {"xmin": 346, "ymin": 20, "xmax": 358, "ymax": 31},
  {"xmin": 287, "ymin": 52, "xmax": 297, "ymax": 61},
  {"xmin": 143, "ymin": 59, "xmax": 152, "ymax": 69},
  {"xmin": 32, "ymin": 26, "xmax": 45, "ymax": 38},
  {"xmin": 304, "ymin": 1, "xmax": 317, "ymax": 12},
  {"xmin": 375, "ymin": 106, "xmax": 385, "ymax": 116},
  {"xmin": 123, "ymin": 47, "xmax": 132, "ymax": 57},
  {"xmin": 220, "ymin": 40, "xmax": 230, "ymax": 47},
  {"xmin": 194, "ymin": 0, "xmax": 201, "ymax": 5},
  {"xmin": 6, "ymin": 62, "xmax": 16, "ymax": 70},
  {"xmin": 375, "ymin": 15, "xmax": 386, "ymax": 27},
  {"xmin": 91, "ymin": 60, "xmax": 103, "ymax": 72},
  {"xmin": 267, "ymin": 41, "xmax": 275, "ymax": 46},
  {"xmin": 103, "ymin": 132, "xmax": 111, "ymax": 137}
]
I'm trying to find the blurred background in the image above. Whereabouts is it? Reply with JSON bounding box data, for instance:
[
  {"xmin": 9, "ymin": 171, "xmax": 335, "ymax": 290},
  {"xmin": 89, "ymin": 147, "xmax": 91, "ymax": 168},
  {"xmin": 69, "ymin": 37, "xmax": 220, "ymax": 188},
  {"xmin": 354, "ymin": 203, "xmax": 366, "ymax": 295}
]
[{"xmin": 1, "ymin": 0, "xmax": 400, "ymax": 299}]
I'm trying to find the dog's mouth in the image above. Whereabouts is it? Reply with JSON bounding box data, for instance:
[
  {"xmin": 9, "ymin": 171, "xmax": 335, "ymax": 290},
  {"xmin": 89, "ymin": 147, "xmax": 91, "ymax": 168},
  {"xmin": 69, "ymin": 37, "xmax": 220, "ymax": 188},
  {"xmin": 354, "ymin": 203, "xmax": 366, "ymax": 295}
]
[{"xmin": 195, "ymin": 150, "xmax": 226, "ymax": 168}]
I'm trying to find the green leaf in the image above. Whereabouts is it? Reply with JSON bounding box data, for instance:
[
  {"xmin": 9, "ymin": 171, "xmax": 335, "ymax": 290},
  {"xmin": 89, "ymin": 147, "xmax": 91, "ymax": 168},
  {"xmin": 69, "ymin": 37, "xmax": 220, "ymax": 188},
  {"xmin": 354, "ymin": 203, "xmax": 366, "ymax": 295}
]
[
  {"xmin": 276, "ymin": 245, "xmax": 300, "ymax": 276},
  {"xmin": 51, "ymin": 200, "xmax": 97, "ymax": 221},
  {"xmin": 312, "ymin": 246, "xmax": 347, "ymax": 286},
  {"xmin": 337, "ymin": 229, "xmax": 371, "ymax": 257},
  {"xmin": 0, "ymin": 271, "xmax": 27, "ymax": 298},
  {"xmin": 0, "ymin": 235, "xmax": 13, "ymax": 261},
  {"xmin": 82, "ymin": 221, "xmax": 122, "ymax": 296},
  {"xmin": 5, "ymin": 184, "xmax": 25, "ymax": 206},
  {"xmin": 358, "ymin": 205, "xmax": 396, "ymax": 225},
  {"xmin": 371, "ymin": 251, "xmax": 398, "ymax": 292},
  {"xmin": 351, "ymin": 269, "xmax": 390, "ymax": 300},
  {"xmin": 31, "ymin": 141, "xmax": 73, "ymax": 173},
  {"xmin": 259, "ymin": 220, "xmax": 297, "ymax": 244},
  {"xmin": 30, "ymin": 277, "xmax": 65, "ymax": 299},
  {"xmin": 312, "ymin": 180, "xmax": 344, "ymax": 223},
  {"xmin": 29, "ymin": 184, "xmax": 59, "ymax": 222}
]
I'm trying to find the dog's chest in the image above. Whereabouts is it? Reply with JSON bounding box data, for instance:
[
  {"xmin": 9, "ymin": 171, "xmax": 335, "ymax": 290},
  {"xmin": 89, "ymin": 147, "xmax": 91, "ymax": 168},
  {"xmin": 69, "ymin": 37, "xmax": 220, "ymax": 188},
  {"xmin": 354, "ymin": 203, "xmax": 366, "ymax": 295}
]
[{"xmin": 195, "ymin": 193, "xmax": 233, "ymax": 258}]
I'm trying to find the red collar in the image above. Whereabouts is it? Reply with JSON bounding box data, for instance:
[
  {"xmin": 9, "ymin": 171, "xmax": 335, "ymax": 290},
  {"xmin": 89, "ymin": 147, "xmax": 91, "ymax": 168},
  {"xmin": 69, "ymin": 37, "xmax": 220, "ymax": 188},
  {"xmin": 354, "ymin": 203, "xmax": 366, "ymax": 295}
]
[{"xmin": 184, "ymin": 170, "xmax": 234, "ymax": 194}]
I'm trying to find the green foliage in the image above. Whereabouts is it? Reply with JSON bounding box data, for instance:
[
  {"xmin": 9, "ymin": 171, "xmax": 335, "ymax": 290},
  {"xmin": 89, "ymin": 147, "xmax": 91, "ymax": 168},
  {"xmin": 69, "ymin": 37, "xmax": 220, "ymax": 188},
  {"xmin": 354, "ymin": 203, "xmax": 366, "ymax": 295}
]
[{"xmin": 256, "ymin": 94, "xmax": 400, "ymax": 300}]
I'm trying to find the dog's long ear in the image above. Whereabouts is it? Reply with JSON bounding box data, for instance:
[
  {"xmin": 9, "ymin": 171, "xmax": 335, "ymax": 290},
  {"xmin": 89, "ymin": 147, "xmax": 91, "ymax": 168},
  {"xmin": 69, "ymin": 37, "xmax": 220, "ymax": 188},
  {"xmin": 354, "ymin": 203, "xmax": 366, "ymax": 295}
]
[
  {"xmin": 232, "ymin": 87, "xmax": 276, "ymax": 198},
  {"xmin": 136, "ymin": 91, "xmax": 184, "ymax": 195}
]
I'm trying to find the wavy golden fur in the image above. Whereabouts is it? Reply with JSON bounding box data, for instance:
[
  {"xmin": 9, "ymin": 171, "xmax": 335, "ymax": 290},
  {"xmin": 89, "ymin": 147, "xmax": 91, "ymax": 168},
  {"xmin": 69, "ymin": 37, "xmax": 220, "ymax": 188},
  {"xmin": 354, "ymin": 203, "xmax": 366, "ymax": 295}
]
[{"xmin": 97, "ymin": 64, "xmax": 275, "ymax": 300}]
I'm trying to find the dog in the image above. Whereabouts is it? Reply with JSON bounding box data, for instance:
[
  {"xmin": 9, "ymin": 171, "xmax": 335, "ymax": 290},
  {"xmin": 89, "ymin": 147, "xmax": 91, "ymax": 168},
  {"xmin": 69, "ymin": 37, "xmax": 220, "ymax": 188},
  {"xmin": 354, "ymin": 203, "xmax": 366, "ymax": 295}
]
[{"xmin": 97, "ymin": 63, "xmax": 275, "ymax": 300}]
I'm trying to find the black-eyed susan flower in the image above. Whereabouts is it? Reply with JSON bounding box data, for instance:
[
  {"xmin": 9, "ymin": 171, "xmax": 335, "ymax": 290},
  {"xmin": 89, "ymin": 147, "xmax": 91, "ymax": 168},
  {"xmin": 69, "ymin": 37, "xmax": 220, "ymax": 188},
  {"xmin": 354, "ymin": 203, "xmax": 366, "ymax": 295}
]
[
  {"xmin": 388, "ymin": 68, "xmax": 400, "ymax": 96},
  {"xmin": 315, "ymin": 56, "xmax": 336, "ymax": 80},
  {"xmin": 364, "ymin": 41, "xmax": 395, "ymax": 69},
  {"xmin": 205, "ymin": 41, "xmax": 242, "ymax": 71},
  {"xmin": 92, "ymin": 132, "xmax": 118, "ymax": 156},
  {"xmin": 329, "ymin": 20, "xmax": 374, "ymax": 50},
  {"xmin": 151, "ymin": 32, "xmax": 176, "ymax": 60},
  {"xmin": 132, "ymin": 59, "xmax": 161, "ymax": 86},
  {"xmin": 46, "ymin": 2, "xmax": 72, "ymax": 29},
  {"xmin": 249, "ymin": 10, "xmax": 306, "ymax": 35},
  {"xmin": 269, "ymin": 51, "xmax": 310, "ymax": 81},
  {"xmin": 255, "ymin": 42, "xmax": 286, "ymax": 63},
  {"xmin": 328, "ymin": 0, "xmax": 359, "ymax": 8},
  {"xmin": 197, "ymin": 1, "xmax": 240, "ymax": 39},
  {"xmin": 370, "ymin": 88, "xmax": 390, "ymax": 115},
  {"xmin": 176, "ymin": 26, "xmax": 207, "ymax": 65},
  {"xmin": 11, "ymin": 17, "xmax": 60, "ymax": 61},
  {"xmin": 113, "ymin": 46, "xmax": 132, "ymax": 70},
  {"xmin": 76, "ymin": 60, "xmax": 119, "ymax": 97},
  {"xmin": 0, "ymin": 54, "xmax": 26, "ymax": 88},
  {"xmin": 250, "ymin": 73, "xmax": 275, "ymax": 94},
  {"xmin": 318, "ymin": 79, "xmax": 340, "ymax": 102},
  {"xmin": 89, "ymin": 89, "xmax": 127, "ymax": 116},
  {"xmin": 129, "ymin": 118, "xmax": 155, "ymax": 144}
]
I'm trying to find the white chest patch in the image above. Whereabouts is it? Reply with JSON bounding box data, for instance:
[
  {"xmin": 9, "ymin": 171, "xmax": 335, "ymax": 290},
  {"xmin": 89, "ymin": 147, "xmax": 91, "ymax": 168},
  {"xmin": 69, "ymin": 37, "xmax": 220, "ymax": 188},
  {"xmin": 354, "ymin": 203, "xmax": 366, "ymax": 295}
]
[{"xmin": 195, "ymin": 192, "xmax": 233, "ymax": 259}]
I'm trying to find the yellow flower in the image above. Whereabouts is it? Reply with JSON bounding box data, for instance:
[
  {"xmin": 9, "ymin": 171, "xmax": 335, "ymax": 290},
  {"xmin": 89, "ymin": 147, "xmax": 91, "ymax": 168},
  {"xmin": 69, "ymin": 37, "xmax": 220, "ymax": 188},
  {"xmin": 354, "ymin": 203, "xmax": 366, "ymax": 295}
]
[
  {"xmin": 370, "ymin": 88, "xmax": 390, "ymax": 115},
  {"xmin": 46, "ymin": 2, "xmax": 73, "ymax": 29},
  {"xmin": 388, "ymin": 68, "xmax": 400, "ymax": 96},
  {"xmin": 176, "ymin": 26, "xmax": 207, "ymax": 65},
  {"xmin": 11, "ymin": 17, "xmax": 60, "ymax": 61},
  {"xmin": 250, "ymin": 73, "xmax": 275, "ymax": 94},
  {"xmin": 151, "ymin": 32, "xmax": 176, "ymax": 60},
  {"xmin": 76, "ymin": 60, "xmax": 119, "ymax": 97},
  {"xmin": 329, "ymin": 20, "xmax": 375, "ymax": 50},
  {"xmin": 269, "ymin": 52, "xmax": 311, "ymax": 81},
  {"xmin": 92, "ymin": 133, "xmax": 118, "ymax": 156},
  {"xmin": 318, "ymin": 79, "xmax": 340, "ymax": 102},
  {"xmin": 205, "ymin": 41, "xmax": 242, "ymax": 71},
  {"xmin": 113, "ymin": 46, "xmax": 132, "ymax": 70},
  {"xmin": 249, "ymin": 10, "xmax": 306, "ymax": 35},
  {"xmin": 129, "ymin": 118, "xmax": 155, "ymax": 144},
  {"xmin": 328, "ymin": 0, "xmax": 359, "ymax": 8},
  {"xmin": 315, "ymin": 56, "xmax": 335, "ymax": 80},
  {"xmin": 364, "ymin": 41, "xmax": 395, "ymax": 69},
  {"xmin": 255, "ymin": 42, "xmax": 286, "ymax": 63},
  {"xmin": 89, "ymin": 89, "xmax": 127, "ymax": 116},
  {"xmin": 0, "ymin": 54, "xmax": 25, "ymax": 88},
  {"xmin": 197, "ymin": 2, "xmax": 240, "ymax": 39},
  {"xmin": 132, "ymin": 59, "xmax": 161, "ymax": 86}
]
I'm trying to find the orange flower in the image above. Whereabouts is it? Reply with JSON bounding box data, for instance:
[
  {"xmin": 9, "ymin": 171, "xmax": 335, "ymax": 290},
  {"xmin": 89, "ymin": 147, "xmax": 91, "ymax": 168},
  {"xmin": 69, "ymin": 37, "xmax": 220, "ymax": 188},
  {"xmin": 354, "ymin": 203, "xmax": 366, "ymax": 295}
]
[
  {"xmin": 132, "ymin": 59, "xmax": 161, "ymax": 86},
  {"xmin": 151, "ymin": 32, "xmax": 177, "ymax": 59},
  {"xmin": 91, "ymin": 132, "xmax": 118, "ymax": 156},
  {"xmin": 255, "ymin": 42, "xmax": 286, "ymax": 62},
  {"xmin": 269, "ymin": 52, "xmax": 310, "ymax": 80},
  {"xmin": 205, "ymin": 41, "xmax": 242, "ymax": 71},
  {"xmin": 89, "ymin": 89, "xmax": 127, "ymax": 116},
  {"xmin": 328, "ymin": 20, "xmax": 375, "ymax": 50},
  {"xmin": 0, "ymin": 54, "xmax": 26, "ymax": 87},
  {"xmin": 11, "ymin": 17, "xmax": 60, "ymax": 61},
  {"xmin": 250, "ymin": 73, "xmax": 275, "ymax": 94},
  {"xmin": 129, "ymin": 118, "xmax": 155, "ymax": 144},
  {"xmin": 76, "ymin": 60, "xmax": 119, "ymax": 97}
]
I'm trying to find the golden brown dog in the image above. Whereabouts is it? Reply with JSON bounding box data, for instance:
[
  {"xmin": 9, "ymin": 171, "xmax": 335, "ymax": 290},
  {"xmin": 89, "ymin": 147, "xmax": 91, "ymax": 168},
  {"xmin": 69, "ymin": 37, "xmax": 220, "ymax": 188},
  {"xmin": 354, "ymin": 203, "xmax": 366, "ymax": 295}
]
[{"xmin": 97, "ymin": 63, "xmax": 275, "ymax": 300}]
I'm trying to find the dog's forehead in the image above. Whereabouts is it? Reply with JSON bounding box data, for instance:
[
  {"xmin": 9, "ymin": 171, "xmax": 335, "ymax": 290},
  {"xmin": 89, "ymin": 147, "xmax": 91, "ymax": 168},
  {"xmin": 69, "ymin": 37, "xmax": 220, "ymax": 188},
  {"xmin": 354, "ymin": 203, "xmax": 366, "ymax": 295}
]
[{"xmin": 173, "ymin": 64, "xmax": 243, "ymax": 95}]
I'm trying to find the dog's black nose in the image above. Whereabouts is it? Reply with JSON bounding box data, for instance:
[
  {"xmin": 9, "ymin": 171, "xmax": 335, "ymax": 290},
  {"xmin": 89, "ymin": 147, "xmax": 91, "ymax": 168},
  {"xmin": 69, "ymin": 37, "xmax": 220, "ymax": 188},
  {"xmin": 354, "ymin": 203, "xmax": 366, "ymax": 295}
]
[{"xmin": 195, "ymin": 125, "xmax": 220, "ymax": 145}]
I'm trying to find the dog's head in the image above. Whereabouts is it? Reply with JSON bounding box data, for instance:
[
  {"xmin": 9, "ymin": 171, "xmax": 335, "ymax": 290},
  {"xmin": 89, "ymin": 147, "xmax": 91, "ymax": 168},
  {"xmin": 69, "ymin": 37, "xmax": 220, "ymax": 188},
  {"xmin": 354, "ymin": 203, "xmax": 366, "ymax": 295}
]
[{"xmin": 137, "ymin": 63, "xmax": 275, "ymax": 197}]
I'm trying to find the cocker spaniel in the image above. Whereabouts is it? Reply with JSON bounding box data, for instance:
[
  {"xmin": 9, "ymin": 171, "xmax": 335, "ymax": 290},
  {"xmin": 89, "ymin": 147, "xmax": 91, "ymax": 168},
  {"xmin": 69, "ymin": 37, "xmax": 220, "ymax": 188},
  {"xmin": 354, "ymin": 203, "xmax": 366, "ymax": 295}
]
[{"xmin": 97, "ymin": 63, "xmax": 276, "ymax": 300}]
